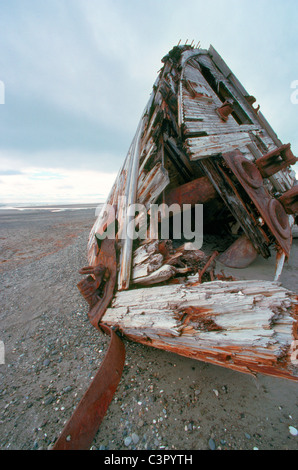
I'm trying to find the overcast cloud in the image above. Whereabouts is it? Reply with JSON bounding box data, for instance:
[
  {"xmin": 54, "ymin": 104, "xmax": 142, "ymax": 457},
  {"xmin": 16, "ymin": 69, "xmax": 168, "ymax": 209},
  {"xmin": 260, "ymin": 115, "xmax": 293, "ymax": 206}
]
[{"xmin": 0, "ymin": 0, "xmax": 297, "ymax": 203}]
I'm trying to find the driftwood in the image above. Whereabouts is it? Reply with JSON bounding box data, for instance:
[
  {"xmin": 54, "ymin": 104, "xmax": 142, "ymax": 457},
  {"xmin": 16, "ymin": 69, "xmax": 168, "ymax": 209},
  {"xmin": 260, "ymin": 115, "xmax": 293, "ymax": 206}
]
[
  {"xmin": 103, "ymin": 279, "xmax": 298, "ymax": 381},
  {"xmin": 131, "ymin": 241, "xmax": 216, "ymax": 285}
]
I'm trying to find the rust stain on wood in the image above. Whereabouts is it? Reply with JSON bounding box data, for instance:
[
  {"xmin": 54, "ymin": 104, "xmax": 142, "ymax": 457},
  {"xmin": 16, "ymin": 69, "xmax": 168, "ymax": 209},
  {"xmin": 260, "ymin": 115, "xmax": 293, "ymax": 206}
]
[{"xmin": 176, "ymin": 306, "xmax": 223, "ymax": 333}]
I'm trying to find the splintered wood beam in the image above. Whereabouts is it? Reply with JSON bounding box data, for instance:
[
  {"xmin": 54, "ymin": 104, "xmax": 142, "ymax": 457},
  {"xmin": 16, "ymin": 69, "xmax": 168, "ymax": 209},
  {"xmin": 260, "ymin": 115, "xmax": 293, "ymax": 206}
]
[
  {"xmin": 102, "ymin": 280, "xmax": 298, "ymax": 381},
  {"xmin": 118, "ymin": 117, "xmax": 145, "ymax": 291}
]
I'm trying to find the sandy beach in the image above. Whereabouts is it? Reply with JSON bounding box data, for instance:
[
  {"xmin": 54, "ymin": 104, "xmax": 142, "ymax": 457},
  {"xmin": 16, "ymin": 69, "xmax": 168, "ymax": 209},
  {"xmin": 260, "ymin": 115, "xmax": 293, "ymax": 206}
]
[{"xmin": 0, "ymin": 207, "xmax": 297, "ymax": 451}]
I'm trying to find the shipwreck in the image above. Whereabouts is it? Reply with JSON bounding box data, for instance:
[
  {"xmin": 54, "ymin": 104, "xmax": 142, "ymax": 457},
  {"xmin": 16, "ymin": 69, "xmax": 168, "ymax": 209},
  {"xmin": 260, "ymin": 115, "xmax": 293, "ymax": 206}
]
[{"xmin": 53, "ymin": 44, "xmax": 298, "ymax": 450}]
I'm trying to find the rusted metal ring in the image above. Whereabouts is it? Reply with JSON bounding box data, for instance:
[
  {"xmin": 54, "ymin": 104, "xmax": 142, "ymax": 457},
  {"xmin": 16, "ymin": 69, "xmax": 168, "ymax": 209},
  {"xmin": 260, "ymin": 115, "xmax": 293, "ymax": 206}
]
[
  {"xmin": 268, "ymin": 199, "xmax": 291, "ymax": 240},
  {"xmin": 234, "ymin": 157, "xmax": 263, "ymax": 189}
]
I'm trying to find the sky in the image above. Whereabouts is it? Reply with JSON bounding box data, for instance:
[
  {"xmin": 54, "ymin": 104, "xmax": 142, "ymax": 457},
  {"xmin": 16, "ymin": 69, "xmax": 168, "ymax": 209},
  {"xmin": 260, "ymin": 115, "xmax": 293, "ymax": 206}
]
[{"xmin": 0, "ymin": 0, "xmax": 297, "ymax": 204}]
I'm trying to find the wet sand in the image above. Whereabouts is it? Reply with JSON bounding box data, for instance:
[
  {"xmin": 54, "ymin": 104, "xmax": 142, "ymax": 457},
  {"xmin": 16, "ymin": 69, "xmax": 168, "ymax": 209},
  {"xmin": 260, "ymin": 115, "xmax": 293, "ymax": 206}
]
[{"xmin": 0, "ymin": 208, "xmax": 297, "ymax": 450}]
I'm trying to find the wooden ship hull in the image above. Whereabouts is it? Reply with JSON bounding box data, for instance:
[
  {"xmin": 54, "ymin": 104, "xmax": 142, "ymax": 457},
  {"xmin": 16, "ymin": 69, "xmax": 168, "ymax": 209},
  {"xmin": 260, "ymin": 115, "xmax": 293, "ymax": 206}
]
[{"xmin": 78, "ymin": 44, "xmax": 298, "ymax": 382}]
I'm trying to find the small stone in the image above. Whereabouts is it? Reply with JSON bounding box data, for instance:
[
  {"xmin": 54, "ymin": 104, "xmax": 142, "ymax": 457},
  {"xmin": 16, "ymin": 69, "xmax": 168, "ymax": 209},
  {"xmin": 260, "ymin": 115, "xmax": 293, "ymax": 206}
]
[
  {"xmin": 124, "ymin": 436, "xmax": 132, "ymax": 447},
  {"xmin": 208, "ymin": 438, "xmax": 216, "ymax": 450},
  {"xmin": 213, "ymin": 389, "xmax": 219, "ymax": 397},
  {"xmin": 43, "ymin": 359, "xmax": 50, "ymax": 367},
  {"xmin": 245, "ymin": 433, "xmax": 251, "ymax": 440},
  {"xmin": 132, "ymin": 433, "xmax": 139, "ymax": 445},
  {"xmin": 289, "ymin": 426, "xmax": 298, "ymax": 436},
  {"xmin": 44, "ymin": 396, "xmax": 55, "ymax": 406},
  {"xmin": 66, "ymin": 435, "xmax": 71, "ymax": 442}
]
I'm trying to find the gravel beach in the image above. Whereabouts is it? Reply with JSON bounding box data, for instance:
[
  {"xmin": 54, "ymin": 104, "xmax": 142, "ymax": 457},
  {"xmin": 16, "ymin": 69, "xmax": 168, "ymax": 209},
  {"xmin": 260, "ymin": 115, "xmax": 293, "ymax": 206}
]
[{"xmin": 0, "ymin": 207, "xmax": 297, "ymax": 451}]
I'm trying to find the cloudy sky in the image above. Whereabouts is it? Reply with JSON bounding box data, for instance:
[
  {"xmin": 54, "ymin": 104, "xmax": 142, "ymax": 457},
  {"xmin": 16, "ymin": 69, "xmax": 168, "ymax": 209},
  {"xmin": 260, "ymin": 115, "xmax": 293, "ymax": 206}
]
[{"xmin": 0, "ymin": 0, "xmax": 297, "ymax": 204}]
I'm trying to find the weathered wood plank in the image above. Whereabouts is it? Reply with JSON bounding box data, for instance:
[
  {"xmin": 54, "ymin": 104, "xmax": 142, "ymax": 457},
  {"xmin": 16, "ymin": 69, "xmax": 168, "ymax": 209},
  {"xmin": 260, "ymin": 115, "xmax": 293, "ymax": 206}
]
[
  {"xmin": 132, "ymin": 241, "xmax": 164, "ymax": 282},
  {"xmin": 183, "ymin": 121, "xmax": 258, "ymax": 137},
  {"xmin": 118, "ymin": 117, "xmax": 146, "ymax": 291},
  {"xmin": 137, "ymin": 162, "xmax": 170, "ymax": 208},
  {"xmin": 103, "ymin": 279, "xmax": 298, "ymax": 381},
  {"xmin": 186, "ymin": 133, "xmax": 252, "ymax": 160}
]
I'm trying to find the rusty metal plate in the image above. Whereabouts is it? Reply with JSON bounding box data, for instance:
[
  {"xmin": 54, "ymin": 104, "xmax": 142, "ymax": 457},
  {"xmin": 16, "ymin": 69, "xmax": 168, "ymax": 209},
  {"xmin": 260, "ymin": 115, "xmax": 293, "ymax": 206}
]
[
  {"xmin": 255, "ymin": 143, "xmax": 298, "ymax": 178},
  {"xmin": 222, "ymin": 150, "xmax": 292, "ymax": 256},
  {"xmin": 279, "ymin": 186, "xmax": 298, "ymax": 215},
  {"xmin": 218, "ymin": 234, "xmax": 258, "ymax": 269},
  {"xmin": 77, "ymin": 237, "xmax": 117, "ymax": 329}
]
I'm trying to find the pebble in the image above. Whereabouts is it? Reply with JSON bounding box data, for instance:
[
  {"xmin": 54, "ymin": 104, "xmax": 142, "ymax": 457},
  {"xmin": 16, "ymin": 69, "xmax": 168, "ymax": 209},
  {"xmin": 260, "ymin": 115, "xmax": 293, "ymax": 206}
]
[
  {"xmin": 43, "ymin": 359, "xmax": 50, "ymax": 367},
  {"xmin": 124, "ymin": 436, "xmax": 132, "ymax": 447},
  {"xmin": 289, "ymin": 426, "xmax": 298, "ymax": 436},
  {"xmin": 132, "ymin": 433, "xmax": 139, "ymax": 445},
  {"xmin": 44, "ymin": 396, "xmax": 55, "ymax": 406},
  {"xmin": 208, "ymin": 438, "xmax": 216, "ymax": 450}
]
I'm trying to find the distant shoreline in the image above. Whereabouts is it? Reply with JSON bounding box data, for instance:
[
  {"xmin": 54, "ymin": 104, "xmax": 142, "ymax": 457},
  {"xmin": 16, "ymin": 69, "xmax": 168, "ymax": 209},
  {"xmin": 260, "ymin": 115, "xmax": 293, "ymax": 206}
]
[
  {"xmin": 0, "ymin": 202, "xmax": 100, "ymax": 209},
  {"xmin": 0, "ymin": 202, "xmax": 102, "ymax": 212},
  {"xmin": 0, "ymin": 202, "xmax": 103, "ymax": 218}
]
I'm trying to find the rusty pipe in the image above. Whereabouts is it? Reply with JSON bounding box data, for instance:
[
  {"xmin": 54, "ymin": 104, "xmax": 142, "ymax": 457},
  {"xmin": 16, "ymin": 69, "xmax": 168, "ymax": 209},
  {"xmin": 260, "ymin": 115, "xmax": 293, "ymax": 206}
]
[{"xmin": 164, "ymin": 176, "xmax": 218, "ymax": 207}]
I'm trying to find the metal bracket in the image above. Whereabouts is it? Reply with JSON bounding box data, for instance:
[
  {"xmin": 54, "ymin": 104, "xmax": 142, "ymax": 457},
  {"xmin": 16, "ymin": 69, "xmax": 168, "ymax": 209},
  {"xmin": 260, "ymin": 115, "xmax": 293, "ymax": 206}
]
[{"xmin": 77, "ymin": 237, "xmax": 117, "ymax": 329}]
